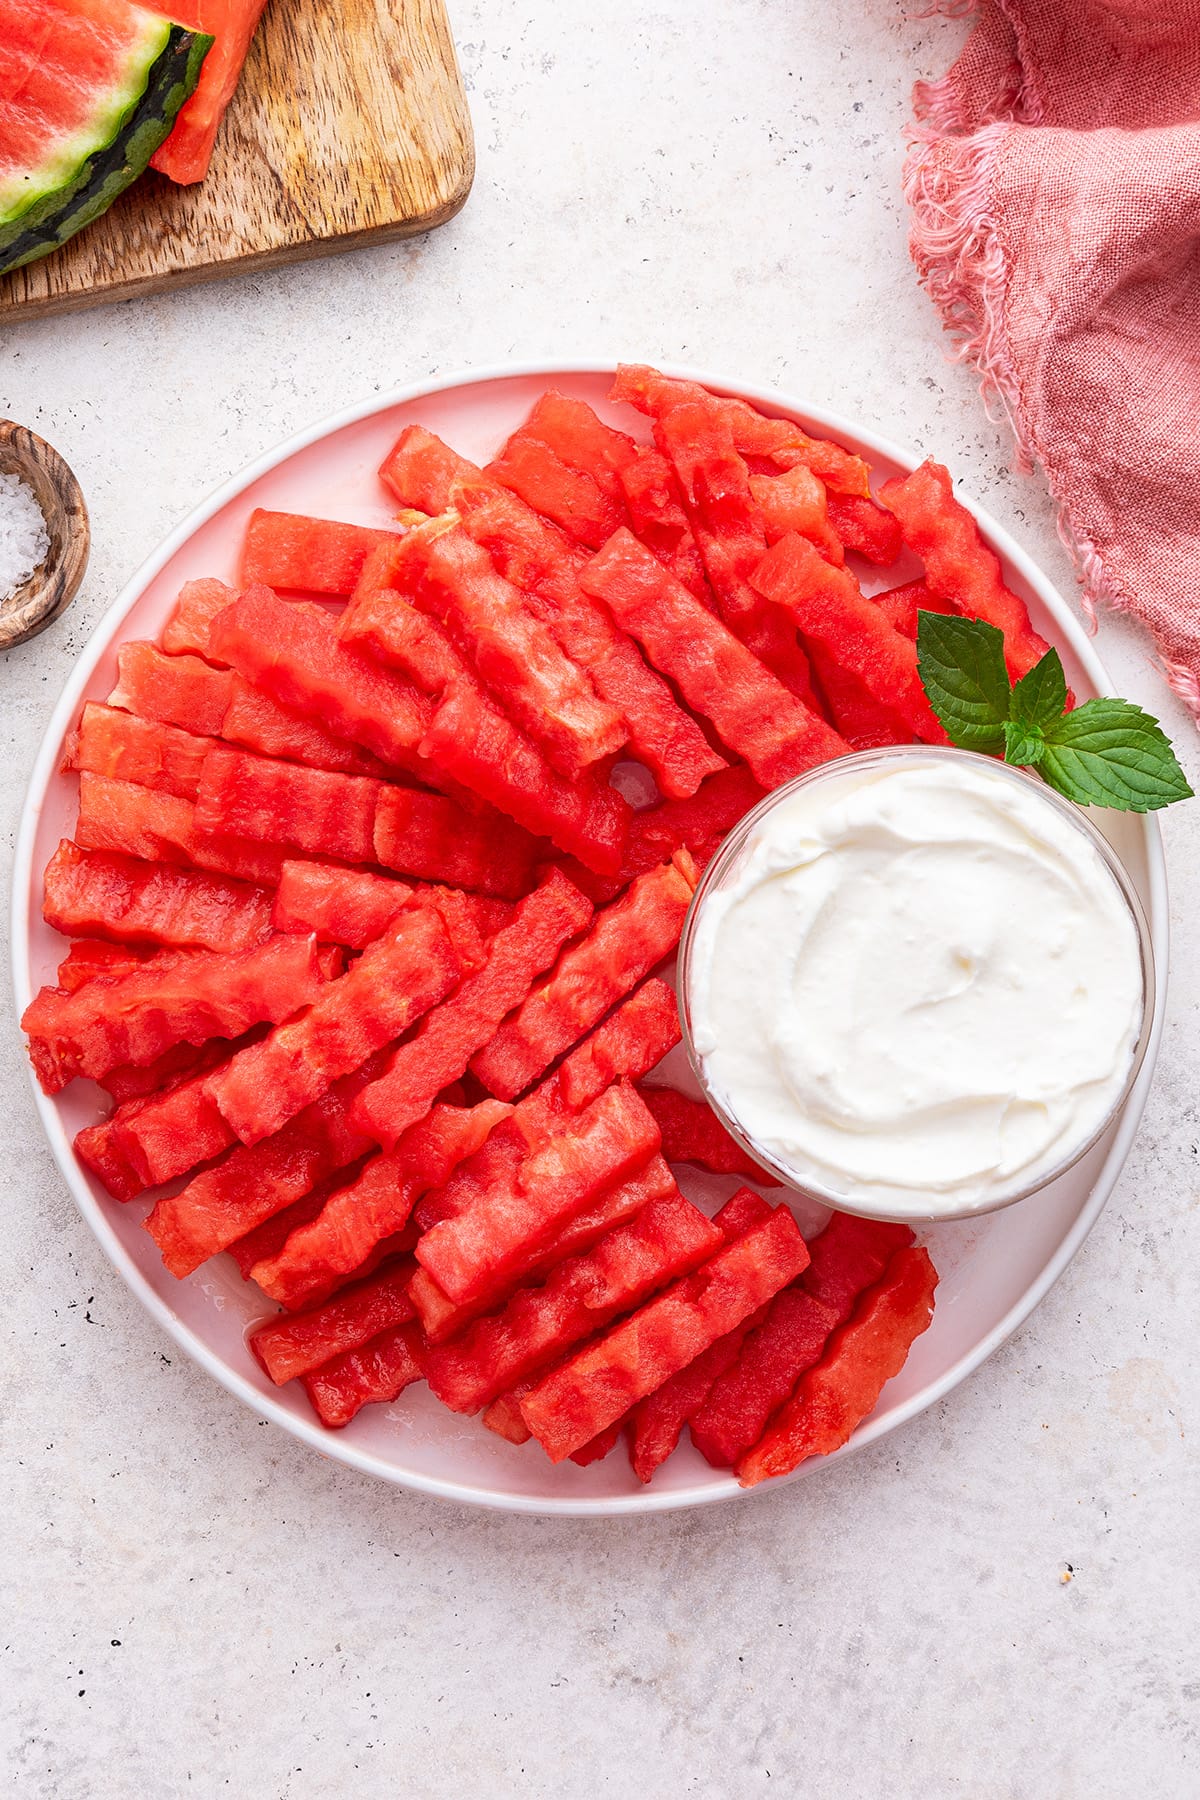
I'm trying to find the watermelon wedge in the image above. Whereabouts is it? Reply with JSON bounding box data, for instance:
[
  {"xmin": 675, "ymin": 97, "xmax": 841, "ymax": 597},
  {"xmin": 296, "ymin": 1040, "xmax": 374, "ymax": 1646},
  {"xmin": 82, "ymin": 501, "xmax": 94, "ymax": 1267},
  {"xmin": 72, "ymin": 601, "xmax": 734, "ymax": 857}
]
[
  {"xmin": 149, "ymin": 0, "xmax": 265, "ymax": 184},
  {"xmin": 0, "ymin": 0, "xmax": 211, "ymax": 273}
]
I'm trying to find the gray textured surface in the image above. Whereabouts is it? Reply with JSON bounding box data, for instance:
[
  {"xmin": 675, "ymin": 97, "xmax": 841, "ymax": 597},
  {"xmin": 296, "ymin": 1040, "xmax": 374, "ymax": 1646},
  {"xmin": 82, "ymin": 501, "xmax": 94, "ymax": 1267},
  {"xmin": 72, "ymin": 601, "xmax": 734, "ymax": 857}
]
[{"xmin": 2, "ymin": 5, "xmax": 1197, "ymax": 1795}]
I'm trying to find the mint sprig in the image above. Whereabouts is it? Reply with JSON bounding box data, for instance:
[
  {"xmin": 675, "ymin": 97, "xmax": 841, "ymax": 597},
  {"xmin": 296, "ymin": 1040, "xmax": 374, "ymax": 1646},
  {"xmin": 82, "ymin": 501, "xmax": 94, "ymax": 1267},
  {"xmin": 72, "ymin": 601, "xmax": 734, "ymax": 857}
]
[{"xmin": 916, "ymin": 612, "xmax": 1193, "ymax": 813}]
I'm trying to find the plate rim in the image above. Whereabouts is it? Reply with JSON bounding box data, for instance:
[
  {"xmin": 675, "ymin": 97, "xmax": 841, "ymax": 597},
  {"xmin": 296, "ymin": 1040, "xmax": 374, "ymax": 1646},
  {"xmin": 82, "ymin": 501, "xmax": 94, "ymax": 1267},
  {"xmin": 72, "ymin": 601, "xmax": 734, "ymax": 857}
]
[{"xmin": 10, "ymin": 359, "xmax": 1170, "ymax": 1516}]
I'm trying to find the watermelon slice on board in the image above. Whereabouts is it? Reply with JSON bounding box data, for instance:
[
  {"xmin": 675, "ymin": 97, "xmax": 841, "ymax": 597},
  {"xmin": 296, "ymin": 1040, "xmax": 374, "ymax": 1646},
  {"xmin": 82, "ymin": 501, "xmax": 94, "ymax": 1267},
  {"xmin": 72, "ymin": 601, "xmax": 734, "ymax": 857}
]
[
  {"xmin": 0, "ymin": 0, "xmax": 212, "ymax": 273},
  {"xmin": 148, "ymin": 0, "xmax": 267, "ymax": 184}
]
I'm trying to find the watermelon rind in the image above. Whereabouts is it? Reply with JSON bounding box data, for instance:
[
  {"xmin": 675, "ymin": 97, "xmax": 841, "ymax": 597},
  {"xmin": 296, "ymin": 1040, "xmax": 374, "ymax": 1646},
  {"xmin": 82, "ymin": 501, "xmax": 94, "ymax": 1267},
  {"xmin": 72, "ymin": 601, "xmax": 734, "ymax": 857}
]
[{"xmin": 0, "ymin": 21, "xmax": 212, "ymax": 275}]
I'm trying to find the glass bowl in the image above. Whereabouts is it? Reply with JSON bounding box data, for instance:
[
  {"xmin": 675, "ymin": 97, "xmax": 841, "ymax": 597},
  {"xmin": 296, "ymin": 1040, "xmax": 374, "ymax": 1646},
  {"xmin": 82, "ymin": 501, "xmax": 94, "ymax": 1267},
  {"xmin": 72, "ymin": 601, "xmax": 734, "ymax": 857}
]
[{"xmin": 677, "ymin": 745, "xmax": 1157, "ymax": 1224}]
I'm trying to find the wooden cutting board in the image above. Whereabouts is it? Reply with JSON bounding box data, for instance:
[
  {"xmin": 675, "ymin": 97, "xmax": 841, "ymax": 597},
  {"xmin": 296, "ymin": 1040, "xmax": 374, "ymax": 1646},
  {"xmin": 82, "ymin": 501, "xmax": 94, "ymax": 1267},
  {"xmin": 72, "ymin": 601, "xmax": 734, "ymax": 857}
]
[{"xmin": 0, "ymin": 0, "xmax": 473, "ymax": 320}]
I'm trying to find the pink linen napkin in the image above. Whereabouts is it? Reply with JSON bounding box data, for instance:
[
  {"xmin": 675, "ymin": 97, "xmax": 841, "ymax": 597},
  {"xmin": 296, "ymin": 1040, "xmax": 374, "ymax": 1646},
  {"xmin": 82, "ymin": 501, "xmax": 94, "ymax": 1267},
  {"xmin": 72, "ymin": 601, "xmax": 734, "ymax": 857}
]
[{"xmin": 905, "ymin": 0, "xmax": 1200, "ymax": 715}]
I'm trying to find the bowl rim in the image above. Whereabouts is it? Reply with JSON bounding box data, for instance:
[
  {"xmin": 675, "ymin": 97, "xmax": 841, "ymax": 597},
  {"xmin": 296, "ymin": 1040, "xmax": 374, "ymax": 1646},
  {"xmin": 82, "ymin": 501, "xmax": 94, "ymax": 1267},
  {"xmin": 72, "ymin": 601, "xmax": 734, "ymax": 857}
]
[
  {"xmin": 9, "ymin": 359, "xmax": 1170, "ymax": 1516},
  {"xmin": 678, "ymin": 743, "xmax": 1157, "ymax": 1222}
]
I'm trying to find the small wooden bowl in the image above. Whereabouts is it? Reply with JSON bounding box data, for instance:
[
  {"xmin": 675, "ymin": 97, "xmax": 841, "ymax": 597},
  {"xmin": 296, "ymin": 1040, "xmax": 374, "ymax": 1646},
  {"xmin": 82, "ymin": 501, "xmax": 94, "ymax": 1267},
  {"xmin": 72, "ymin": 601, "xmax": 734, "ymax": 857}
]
[{"xmin": 0, "ymin": 420, "xmax": 90, "ymax": 650}]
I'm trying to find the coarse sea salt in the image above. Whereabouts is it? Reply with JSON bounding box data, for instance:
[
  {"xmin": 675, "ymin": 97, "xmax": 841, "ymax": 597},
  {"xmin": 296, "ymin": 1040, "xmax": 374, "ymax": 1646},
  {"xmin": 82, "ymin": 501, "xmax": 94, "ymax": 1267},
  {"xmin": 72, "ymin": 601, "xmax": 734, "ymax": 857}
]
[{"xmin": 0, "ymin": 469, "xmax": 50, "ymax": 599}]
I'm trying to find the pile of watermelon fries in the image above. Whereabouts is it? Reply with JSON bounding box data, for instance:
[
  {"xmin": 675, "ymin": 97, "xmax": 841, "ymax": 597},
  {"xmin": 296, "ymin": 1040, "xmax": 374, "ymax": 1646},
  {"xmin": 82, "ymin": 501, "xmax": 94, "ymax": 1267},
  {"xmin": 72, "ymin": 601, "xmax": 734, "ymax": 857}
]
[{"xmin": 19, "ymin": 364, "xmax": 1056, "ymax": 1485}]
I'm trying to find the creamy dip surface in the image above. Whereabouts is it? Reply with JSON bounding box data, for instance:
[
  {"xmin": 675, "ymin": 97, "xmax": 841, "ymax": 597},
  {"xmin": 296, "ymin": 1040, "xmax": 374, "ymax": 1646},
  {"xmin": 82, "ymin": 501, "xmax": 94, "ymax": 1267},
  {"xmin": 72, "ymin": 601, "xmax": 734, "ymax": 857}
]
[{"xmin": 686, "ymin": 755, "xmax": 1145, "ymax": 1218}]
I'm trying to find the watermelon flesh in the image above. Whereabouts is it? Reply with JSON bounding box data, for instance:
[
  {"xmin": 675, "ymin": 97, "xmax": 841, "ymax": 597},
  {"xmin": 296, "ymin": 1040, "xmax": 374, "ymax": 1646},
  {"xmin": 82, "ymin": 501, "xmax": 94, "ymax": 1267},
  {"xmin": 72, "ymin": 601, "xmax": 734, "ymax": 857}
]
[
  {"xmin": 149, "ymin": 0, "xmax": 265, "ymax": 184},
  {"xmin": 0, "ymin": 0, "xmax": 210, "ymax": 272}
]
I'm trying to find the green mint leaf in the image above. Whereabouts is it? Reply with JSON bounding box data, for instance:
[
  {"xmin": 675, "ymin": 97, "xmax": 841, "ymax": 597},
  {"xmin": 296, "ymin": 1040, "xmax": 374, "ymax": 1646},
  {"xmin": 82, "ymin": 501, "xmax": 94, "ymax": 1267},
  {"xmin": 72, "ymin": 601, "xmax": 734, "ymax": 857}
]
[
  {"xmin": 1003, "ymin": 720, "xmax": 1045, "ymax": 768},
  {"xmin": 916, "ymin": 612, "xmax": 1011, "ymax": 752},
  {"xmin": 915, "ymin": 606, "xmax": 1191, "ymax": 813},
  {"xmin": 1010, "ymin": 647, "xmax": 1068, "ymax": 733},
  {"xmin": 1039, "ymin": 699, "xmax": 1194, "ymax": 812}
]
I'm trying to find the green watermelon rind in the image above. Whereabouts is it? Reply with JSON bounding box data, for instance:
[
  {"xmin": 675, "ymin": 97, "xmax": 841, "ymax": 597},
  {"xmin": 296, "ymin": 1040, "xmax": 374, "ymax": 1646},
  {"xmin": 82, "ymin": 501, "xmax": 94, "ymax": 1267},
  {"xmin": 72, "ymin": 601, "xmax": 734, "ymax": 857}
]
[{"xmin": 0, "ymin": 23, "xmax": 213, "ymax": 276}]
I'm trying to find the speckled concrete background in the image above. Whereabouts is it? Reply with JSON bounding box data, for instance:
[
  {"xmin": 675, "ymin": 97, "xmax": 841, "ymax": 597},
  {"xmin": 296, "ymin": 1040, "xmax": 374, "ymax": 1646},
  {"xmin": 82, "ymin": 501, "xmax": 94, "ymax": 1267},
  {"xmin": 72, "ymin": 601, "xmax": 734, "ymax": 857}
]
[{"xmin": 2, "ymin": 6, "xmax": 1197, "ymax": 1795}]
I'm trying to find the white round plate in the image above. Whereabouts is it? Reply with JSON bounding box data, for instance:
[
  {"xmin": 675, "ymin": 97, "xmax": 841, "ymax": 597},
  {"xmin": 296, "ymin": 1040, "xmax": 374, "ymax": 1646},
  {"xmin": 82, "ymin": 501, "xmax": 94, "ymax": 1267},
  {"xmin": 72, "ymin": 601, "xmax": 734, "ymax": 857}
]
[{"xmin": 11, "ymin": 364, "xmax": 1168, "ymax": 1515}]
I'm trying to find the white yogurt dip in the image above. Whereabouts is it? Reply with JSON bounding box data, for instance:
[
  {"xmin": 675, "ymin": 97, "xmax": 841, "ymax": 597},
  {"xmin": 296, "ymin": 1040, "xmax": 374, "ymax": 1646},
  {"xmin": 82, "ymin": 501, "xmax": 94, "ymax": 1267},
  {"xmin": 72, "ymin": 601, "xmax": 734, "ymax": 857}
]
[{"xmin": 684, "ymin": 752, "xmax": 1145, "ymax": 1218}]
